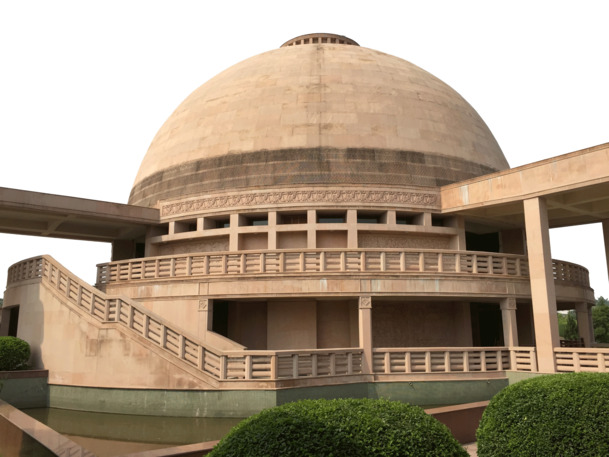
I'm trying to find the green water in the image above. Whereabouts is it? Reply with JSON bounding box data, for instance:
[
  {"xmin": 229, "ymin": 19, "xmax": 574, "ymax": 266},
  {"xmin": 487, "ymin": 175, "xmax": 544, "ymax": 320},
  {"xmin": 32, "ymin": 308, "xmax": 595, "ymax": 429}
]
[{"xmin": 20, "ymin": 407, "xmax": 243, "ymax": 456}]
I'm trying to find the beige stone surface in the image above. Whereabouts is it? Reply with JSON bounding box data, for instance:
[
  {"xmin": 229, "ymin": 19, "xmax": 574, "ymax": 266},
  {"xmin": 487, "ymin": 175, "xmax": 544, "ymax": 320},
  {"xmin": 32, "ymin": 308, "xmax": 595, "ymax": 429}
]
[{"xmin": 131, "ymin": 42, "xmax": 507, "ymax": 206}]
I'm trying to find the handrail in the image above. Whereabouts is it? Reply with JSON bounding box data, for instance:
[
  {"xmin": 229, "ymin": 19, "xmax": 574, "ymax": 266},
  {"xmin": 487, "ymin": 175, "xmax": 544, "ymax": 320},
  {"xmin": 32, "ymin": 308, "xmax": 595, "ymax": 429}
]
[
  {"xmin": 6, "ymin": 256, "xmax": 363, "ymax": 383},
  {"xmin": 95, "ymin": 249, "xmax": 534, "ymax": 285},
  {"xmin": 554, "ymin": 347, "xmax": 609, "ymax": 372},
  {"xmin": 373, "ymin": 346, "xmax": 537, "ymax": 374}
]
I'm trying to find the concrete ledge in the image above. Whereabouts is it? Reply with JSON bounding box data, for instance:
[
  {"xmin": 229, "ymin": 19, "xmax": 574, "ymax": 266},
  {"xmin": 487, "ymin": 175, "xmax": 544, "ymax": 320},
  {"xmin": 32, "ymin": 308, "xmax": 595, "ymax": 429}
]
[
  {"xmin": 426, "ymin": 401, "xmax": 489, "ymax": 444},
  {"xmin": 0, "ymin": 398, "xmax": 93, "ymax": 456},
  {"xmin": 0, "ymin": 370, "xmax": 48, "ymax": 408}
]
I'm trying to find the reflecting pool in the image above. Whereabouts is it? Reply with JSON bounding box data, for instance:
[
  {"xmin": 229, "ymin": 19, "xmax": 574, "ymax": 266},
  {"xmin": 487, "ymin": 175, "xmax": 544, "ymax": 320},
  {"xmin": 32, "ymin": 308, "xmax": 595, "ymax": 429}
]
[{"xmin": 21, "ymin": 408, "xmax": 243, "ymax": 456}]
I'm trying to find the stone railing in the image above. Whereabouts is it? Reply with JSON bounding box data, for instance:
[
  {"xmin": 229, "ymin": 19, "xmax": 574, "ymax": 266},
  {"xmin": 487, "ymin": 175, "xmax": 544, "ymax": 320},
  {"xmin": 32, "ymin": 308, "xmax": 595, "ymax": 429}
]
[
  {"xmin": 96, "ymin": 249, "xmax": 531, "ymax": 285},
  {"xmin": 554, "ymin": 347, "xmax": 609, "ymax": 372},
  {"xmin": 373, "ymin": 347, "xmax": 537, "ymax": 374},
  {"xmin": 7, "ymin": 256, "xmax": 363, "ymax": 385},
  {"xmin": 552, "ymin": 259, "xmax": 590, "ymax": 287}
]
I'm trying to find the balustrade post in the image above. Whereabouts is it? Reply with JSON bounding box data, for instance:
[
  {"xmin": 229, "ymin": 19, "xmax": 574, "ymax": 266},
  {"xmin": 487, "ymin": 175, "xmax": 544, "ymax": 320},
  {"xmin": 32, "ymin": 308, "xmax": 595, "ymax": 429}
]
[
  {"xmin": 510, "ymin": 348, "xmax": 517, "ymax": 371},
  {"xmin": 198, "ymin": 346, "xmax": 205, "ymax": 370},
  {"xmin": 424, "ymin": 351, "xmax": 431, "ymax": 373},
  {"xmin": 405, "ymin": 351, "xmax": 411, "ymax": 373},
  {"xmin": 480, "ymin": 351, "xmax": 487, "ymax": 372},
  {"xmin": 463, "ymin": 351, "xmax": 470, "ymax": 372},
  {"xmin": 292, "ymin": 354, "xmax": 299, "ymax": 378},
  {"xmin": 384, "ymin": 352, "xmax": 391, "ymax": 374},
  {"xmin": 104, "ymin": 298, "xmax": 110, "ymax": 321},
  {"xmin": 160, "ymin": 324, "xmax": 167, "ymax": 348},
  {"xmin": 240, "ymin": 254, "xmax": 246, "ymax": 274},
  {"xmin": 245, "ymin": 355, "xmax": 252, "ymax": 380},
  {"xmin": 221, "ymin": 255, "xmax": 227, "ymax": 274},
  {"xmin": 115, "ymin": 299, "xmax": 121, "ymax": 323},
  {"xmin": 280, "ymin": 252, "xmax": 285, "ymax": 273},
  {"xmin": 400, "ymin": 252, "xmax": 406, "ymax": 271},
  {"xmin": 155, "ymin": 259, "xmax": 160, "ymax": 277},
  {"xmin": 419, "ymin": 252, "xmax": 425, "ymax": 272},
  {"xmin": 516, "ymin": 258, "xmax": 522, "ymax": 276},
  {"xmin": 312, "ymin": 354, "xmax": 318, "ymax": 377},
  {"xmin": 573, "ymin": 352, "xmax": 581, "ymax": 372},
  {"xmin": 502, "ymin": 257, "xmax": 508, "ymax": 275},
  {"xmin": 531, "ymin": 349, "xmax": 538, "ymax": 372},
  {"xmin": 187, "ymin": 257, "xmax": 192, "ymax": 276},
  {"xmin": 299, "ymin": 252, "xmax": 305, "ymax": 272},
  {"xmin": 496, "ymin": 350, "xmax": 503, "ymax": 371},
  {"xmin": 598, "ymin": 353, "xmax": 606, "ymax": 371},
  {"xmin": 438, "ymin": 253, "xmax": 443, "ymax": 273},
  {"xmin": 89, "ymin": 293, "xmax": 96, "ymax": 315},
  {"xmin": 380, "ymin": 252, "xmax": 386, "ymax": 271},
  {"xmin": 143, "ymin": 315, "xmax": 149, "ymax": 338},
  {"xmin": 260, "ymin": 253, "xmax": 265, "ymax": 273},
  {"xmin": 220, "ymin": 355, "xmax": 227, "ymax": 379},
  {"xmin": 455, "ymin": 253, "xmax": 461, "ymax": 273},
  {"xmin": 320, "ymin": 251, "xmax": 325, "ymax": 272},
  {"xmin": 204, "ymin": 255, "xmax": 209, "ymax": 275},
  {"xmin": 270, "ymin": 355, "xmax": 278, "ymax": 379},
  {"xmin": 488, "ymin": 255, "xmax": 494, "ymax": 274},
  {"xmin": 347, "ymin": 352, "xmax": 353, "ymax": 375},
  {"xmin": 360, "ymin": 251, "xmax": 366, "ymax": 271},
  {"xmin": 329, "ymin": 353, "xmax": 336, "ymax": 376},
  {"xmin": 178, "ymin": 335, "xmax": 185, "ymax": 359},
  {"xmin": 65, "ymin": 277, "xmax": 71, "ymax": 299},
  {"xmin": 444, "ymin": 351, "xmax": 451, "ymax": 372},
  {"xmin": 472, "ymin": 255, "xmax": 478, "ymax": 274},
  {"xmin": 340, "ymin": 252, "xmax": 346, "ymax": 271}
]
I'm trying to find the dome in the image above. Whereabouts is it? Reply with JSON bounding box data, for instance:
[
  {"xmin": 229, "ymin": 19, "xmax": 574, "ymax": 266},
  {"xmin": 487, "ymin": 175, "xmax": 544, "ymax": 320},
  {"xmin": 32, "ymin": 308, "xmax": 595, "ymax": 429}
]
[{"xmin": 130, "ymin": 34, "xmax": 508, "ymax": 207}]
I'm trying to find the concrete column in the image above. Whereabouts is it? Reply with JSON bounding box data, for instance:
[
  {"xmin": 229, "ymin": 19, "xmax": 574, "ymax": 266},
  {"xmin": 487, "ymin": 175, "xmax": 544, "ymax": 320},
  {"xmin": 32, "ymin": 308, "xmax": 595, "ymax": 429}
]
[
  {"xmin": 603, "ymin": 220, "xmax": 609, "ymax": 284},
  {"xmin": 268, "ymin": 211, "xmax": 277, "ymax": 250},
  {"xmin": 198, "ymin": 298, "xmax": 211, "ymax": 341},
  {"xmin": 307, "ymin": 210, "xmax": 317, "ymax": 248},
  {"xmin": 500, "ymin": 297, "xmax": 519, "ymax": 347},
  {"xmin": 524, "ymin": 197, "xmax": 559, "ymax": 372},
  {"xmin": 229, "ymin": 214, "xmax": 240, "ymax": 251},
  {"xmin": 347, "ymin": 209, "xmax": 358, "ymax": 249},
  {"xmin": 576, "ymin": 302, "xmax": 594, "ymax": 346},
  {"xmin": 358, "ymin": 296, "xmax": 373, "ymax": 374}
]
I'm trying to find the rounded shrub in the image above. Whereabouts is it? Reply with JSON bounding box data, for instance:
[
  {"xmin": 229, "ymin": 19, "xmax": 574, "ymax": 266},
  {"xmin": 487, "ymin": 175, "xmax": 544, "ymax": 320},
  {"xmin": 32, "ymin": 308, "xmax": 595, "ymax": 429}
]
[
  {"xmin": 209, "ymin": 398, "xmax": 467, "ymax": 457},
  {"xmin": 0, "ymin": 336, "xmax": 30, "ymax": 371},
  {"xmin": 477, "ymin": 372, "xmax": 609, "ymax": 457}
]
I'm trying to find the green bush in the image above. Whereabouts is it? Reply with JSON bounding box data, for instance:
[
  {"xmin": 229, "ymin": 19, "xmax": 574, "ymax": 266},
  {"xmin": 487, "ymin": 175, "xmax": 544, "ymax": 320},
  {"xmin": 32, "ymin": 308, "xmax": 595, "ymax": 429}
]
[
  {"xmin": 477, "ymin": 372, "xmax": 609, "ymax": 456},
  {"xmin": 0, "ymin": 336, "xmax": 30, "ymax": 371},
  {"xmin": 209, "ymin": 398, "xmax": 467, "ymax": 457}
]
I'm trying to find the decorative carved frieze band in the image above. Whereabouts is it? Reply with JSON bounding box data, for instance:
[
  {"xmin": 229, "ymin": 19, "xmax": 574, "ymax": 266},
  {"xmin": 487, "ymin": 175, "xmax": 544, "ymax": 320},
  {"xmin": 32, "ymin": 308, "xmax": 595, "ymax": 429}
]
[{"xmin": 161, "ymin": 189, "xmax": 439, "ymax": 217}]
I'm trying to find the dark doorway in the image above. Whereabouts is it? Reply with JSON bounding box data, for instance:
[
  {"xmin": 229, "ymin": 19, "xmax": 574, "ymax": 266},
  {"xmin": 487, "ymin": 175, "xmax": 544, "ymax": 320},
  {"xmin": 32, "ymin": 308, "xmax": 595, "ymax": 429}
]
[
  {"xmin": 471, "ymin": 303, "xmax": 504, "ymax": 346},
  {"xmin": 8, "ymin": 306, "xmax": 20, "ymax": 337},
  {"xmin": 466, "ymin": 232, "xmax": 500, "ymax": 253}
]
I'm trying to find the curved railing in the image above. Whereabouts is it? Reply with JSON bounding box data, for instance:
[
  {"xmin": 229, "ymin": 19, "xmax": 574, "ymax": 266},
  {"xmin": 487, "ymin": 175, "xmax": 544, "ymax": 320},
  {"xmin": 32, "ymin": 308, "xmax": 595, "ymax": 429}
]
[
  {"xmin": 552, "ymin": 259, "xmax": 590, "ymax": 287},
  {"xmin": 95, "ymin": 249, "xmax": 532, "ymax": 285}
]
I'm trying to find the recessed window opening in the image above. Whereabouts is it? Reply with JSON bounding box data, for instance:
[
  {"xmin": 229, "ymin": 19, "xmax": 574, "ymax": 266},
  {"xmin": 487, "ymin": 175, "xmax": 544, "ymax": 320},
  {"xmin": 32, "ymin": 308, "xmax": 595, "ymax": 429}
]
[
  {"xmin": 432, "ymin": 216, "xmax": 445, "ymax": 227},
  {"xmin": 317, "ymin": 211, "xmax": 346, "ymax": 224},
  {"xmin": 357, "ymin": 210, "xmax": 387, "ymax": 224},
  {"xmin": 278, "ymin": 211, "xmax": 307, "ymax": 225},
  {"xmin": 240, "ymin": 213, "xmax": 269, "ymax": 226},
  {"xmin": 396, "ymin": 212, "xmax": 415, "ymax": 225}
]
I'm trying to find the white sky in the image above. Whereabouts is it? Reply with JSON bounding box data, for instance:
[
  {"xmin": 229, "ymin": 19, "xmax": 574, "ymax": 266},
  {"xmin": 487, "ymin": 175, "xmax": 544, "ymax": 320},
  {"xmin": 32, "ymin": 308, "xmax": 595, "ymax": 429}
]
[{"xmin": 0, "ymin": 1, "xmax": 607, "ymax": 298}]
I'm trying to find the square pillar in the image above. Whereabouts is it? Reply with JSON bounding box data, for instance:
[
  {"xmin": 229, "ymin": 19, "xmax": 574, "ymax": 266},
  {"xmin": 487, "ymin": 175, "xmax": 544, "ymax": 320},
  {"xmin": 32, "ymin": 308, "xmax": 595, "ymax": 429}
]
[
  {"xmin": 576, "ymin": 302, "xmax": 594, "ymax": 346},
  {"xmin": 358, "ymin": 296, "xmax": 373, "ymax": 374},
  {"xmin": 524, "ymin": 197, "xmax": 559, "ymax": 372},
  {"xmin": 603, "ymin": 220, "xmax": 609, "ymax": 284},
  {"xmin": 198, "ymin": 298, "xmax": 212, "ymax": 341},
  {"xmin": 500, "ymin": 297, "xmax": 519, "ymax": 347}
]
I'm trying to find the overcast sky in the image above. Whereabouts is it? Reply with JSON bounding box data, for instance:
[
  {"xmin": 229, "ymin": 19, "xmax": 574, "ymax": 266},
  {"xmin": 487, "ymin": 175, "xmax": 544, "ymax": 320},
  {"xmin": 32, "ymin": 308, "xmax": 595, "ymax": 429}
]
[{"xmin": 1, "ymin": 1, "xmax": 607, "ymax": 299}]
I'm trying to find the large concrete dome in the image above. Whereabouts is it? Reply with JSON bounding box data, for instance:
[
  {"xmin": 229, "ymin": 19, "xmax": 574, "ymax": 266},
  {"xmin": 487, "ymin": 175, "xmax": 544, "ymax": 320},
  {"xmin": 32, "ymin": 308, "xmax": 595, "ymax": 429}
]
[{"xmin": 130, "ymin": 34, "xmax": 508, "ymax": 207}]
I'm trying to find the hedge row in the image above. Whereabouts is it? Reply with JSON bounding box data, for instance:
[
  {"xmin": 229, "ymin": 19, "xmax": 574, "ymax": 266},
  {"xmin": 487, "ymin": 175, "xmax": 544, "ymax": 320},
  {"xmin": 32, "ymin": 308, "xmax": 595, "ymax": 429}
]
[{"xmin": 0, "ymin": 336, "xmax": 30, "ymax": 371}]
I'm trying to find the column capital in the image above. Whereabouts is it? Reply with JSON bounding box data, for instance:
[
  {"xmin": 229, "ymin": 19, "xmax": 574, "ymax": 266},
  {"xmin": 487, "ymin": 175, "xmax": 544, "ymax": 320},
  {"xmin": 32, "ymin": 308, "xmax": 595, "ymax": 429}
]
[
  {"xmin": 500, "ymin": 297, "xmax": 517, "ymax": 311},
  {"xmin": 359, "ymin": 296, "xmax": 372, "ymax": 309}
]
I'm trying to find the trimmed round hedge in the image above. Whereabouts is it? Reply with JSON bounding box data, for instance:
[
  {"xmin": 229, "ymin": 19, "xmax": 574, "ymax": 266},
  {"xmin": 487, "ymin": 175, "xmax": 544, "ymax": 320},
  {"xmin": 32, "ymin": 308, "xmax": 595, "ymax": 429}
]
[
  {"xmin": 477, "ymin": 372, "xmax": 609, "ymax": 457},
  {"xmin": 0, "ymin": 336, "xmax": 30, "ymax": 371},
  {"xmin": 209, "ymin": 398, "xmax": 467, "ymax": 457}
]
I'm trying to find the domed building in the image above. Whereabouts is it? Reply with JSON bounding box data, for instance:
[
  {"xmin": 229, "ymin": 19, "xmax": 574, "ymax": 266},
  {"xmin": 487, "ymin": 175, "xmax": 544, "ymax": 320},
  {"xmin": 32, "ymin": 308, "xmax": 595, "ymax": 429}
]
[{"xmin": 2, "ymin": 34, "xmax": 608, "ymax": 417}]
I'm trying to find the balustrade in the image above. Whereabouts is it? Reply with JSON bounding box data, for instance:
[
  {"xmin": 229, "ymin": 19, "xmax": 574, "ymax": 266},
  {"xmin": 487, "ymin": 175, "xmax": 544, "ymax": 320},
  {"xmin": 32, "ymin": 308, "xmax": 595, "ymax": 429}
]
[
  {"xmin": 554, "ymin": 348, "xmax": 609, "ymax": 372},
  {"xmin": 95, "ymin": 249, "xmax": 544, "ymax": 285}
]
